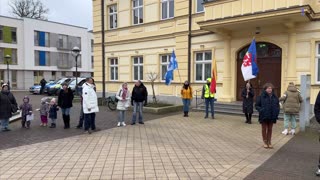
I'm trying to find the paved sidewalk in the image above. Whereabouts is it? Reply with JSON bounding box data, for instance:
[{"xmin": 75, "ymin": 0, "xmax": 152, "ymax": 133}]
[
  {"xmin": 1, "ymin": 92, "xmax": 177, "ymax": 151},
  {"xmin": 245, "ymin": 120, "xmax": 320, "ymax": 180},
  {"xmin": 0, "ymin": 112, "xmax": 293, "ymax": 179}
]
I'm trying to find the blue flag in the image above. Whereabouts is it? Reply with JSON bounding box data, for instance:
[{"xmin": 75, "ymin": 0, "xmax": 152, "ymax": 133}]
[{"xmin": 165, "ymin": 50, "xmax": 178, "ymax": 85}]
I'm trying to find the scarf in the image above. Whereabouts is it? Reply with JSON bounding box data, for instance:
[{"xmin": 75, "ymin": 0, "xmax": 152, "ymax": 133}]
[
  {"xmin": 122, "ymin": 87, "xmax": 128, "ymax": 99},
  {"xmin": 183, "ymin": 84, "xmax": 189, "ymax": 90}
]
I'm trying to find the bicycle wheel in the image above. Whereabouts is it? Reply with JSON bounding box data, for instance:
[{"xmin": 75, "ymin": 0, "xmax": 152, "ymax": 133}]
[{"xmin": 108, "ymin": 101, "xmax": 117, "ymax": 111}]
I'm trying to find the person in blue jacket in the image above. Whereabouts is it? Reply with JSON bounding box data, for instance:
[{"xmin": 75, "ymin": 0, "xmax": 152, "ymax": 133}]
[{"xmin": 255, "ymin": 83, "xmax": 280, "ymax": 149}]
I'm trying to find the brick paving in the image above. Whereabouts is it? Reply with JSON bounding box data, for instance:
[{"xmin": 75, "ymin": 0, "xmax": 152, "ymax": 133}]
[
  {"xmin": 0, "ymin": 109, "xmax": 294, "ymax": 179},
  {"xmin": 245, "ymin": 119, "xmax": 320, "ymax": 180},
  {"xmin": 0, "ymin": 92, "xmax": 177, "ymax": 150}
]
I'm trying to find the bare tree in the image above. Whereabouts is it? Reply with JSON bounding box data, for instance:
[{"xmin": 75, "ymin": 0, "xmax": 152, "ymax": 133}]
[
  {"xmin": 9, "ymin": 0, "xmax": 49, "ymax": 20},
  {"xmin": 147, "ymin": 72, "xmax": 159, "ymax": 104}
]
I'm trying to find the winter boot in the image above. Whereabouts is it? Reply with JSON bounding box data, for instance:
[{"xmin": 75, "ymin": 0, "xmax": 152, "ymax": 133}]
[
  {"xmin": 66, "ymin": 115, "xmax": 70, "ymax": 129},
  {"xmin": 63, "ymin": 115, "xmax": 67, "ymax": 129},
  {"xmin": 49, "ymin": 123, "xmax": 56, "ymax": 128},
  {"xmin": 183, "ymin": 112, "xmax": 187, "ymax": 117},
  {"xmin": 290, "ymin": 129, "xmax": 295, "ymax": 135},
  {"xmin": 248, "ymin": 114, "xmax": 252, "ymax": 124},
  {"xmin": 245, "ymin": 114, "xmax": 249, "ymax": 123},
  {"xmin": 186, "ymin": 112, "xmax": 189, "ymax": 117},
  {"xmin": 316, "ymin": 168, "xmax": 320, "ymax": 176},
  {"xmin": 282, "ymin": 129, "xmax": 288, "ymax": 135}
]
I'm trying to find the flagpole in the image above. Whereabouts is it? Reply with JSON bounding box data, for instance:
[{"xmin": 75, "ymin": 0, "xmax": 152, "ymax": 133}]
[{"xmin": 177, "ymin": 68, "xmax": 182, "ymax": 83}]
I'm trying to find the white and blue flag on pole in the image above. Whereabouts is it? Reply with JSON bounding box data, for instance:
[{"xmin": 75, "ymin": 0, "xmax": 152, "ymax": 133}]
[
  {"xmin": 241, "ymin": 39, "xmax": 259, "ymax": 81},
  {"xmin": 165, "ymin": 50, "xmax": 178, "ymax": 85}
]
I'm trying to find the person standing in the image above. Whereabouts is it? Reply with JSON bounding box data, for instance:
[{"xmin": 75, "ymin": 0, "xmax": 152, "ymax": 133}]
[
  {"xmin": 255, "ymin": 83, "xmax": 280, "ymax": 149},
  {"xmin": 39, "ymin": 98, "xmax": 49, "ymax": 127},
  {"xmin": 0, "ymin": 84, "xmax": 18, "ymax": 131},
  {"xmin": 58, "ymin": 83, "xmax": 74, "ymax": 129},
  {"xmin": 49, "ymin": 98, "xmax": 59, "ymax": 128},
  {"xmin": 313, "ymin": 91, "xmax": 320, "ymax": 176},
  {"xmin": 279, "ymin": 82, "xmax": 302, "ymax": 135},
  {"xmin": 181, "ymin": 80, "xmax": 193, "ymax": 117},
  {"xmin": 82, "ymin": 78, "xmax": 99, "ymax": 134},
  {"xmin": 116, "ymin": 82, "xmax": 131, "ymax": 127},
  {"xmin": 40, "ymin": 78, "xmax": 47, "ymax": 95},
  {"xmin": 242, "ymin": 81, "xmax": 254, "ymax": 124},
  {"xmin": 131, "ymin": 80, "xmax": 148, "ymax": 125},
  {"xmin": 201, "ymin": 78, "xmax": 215, "ymax": 119},
  {"xmin": 19, "ymin": 96, "xmax": 33, "ymax": 129}
]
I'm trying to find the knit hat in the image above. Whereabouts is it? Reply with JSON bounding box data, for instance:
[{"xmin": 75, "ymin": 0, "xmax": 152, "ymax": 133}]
[
  {"xmin": 2, "ymin": 83, "xmax": 8, "ymax": 89},
  {"xmin": 50, "ymin": 98, "xmax": 56, "ymax": 104},
  {"xmin": 23, "ymin": 96, "xmax": 30, "ymax": 103}
]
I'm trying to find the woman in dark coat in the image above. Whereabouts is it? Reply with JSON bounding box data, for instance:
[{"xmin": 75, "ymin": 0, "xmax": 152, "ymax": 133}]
[
  {"xmin": 255, "ymin": 83, "xmax": 280, "ymax": 149},
  {"xmin": 313, "ymin": 91, "xmax": 320, "ymax": 176},
  {"xmin": 242, "ymin": 81, "xmax": 254, "ymax": 124},
  {"xmin": 0, "ymin": 84, "xmax": 18, "ymax": 131},
  {"xmin": 58, "ymin": 83, "xmax": 74, "ymax": 129}
]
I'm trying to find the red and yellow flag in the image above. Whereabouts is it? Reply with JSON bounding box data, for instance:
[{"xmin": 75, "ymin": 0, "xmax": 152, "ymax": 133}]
[{"xmin": 210, "ymin": 58, "xmax": 217, "ymax": 93}]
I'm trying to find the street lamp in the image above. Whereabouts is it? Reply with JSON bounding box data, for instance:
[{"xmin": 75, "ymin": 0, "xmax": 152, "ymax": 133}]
[
  {"xmin": 4, "ymin": 55, "xmax": 11, "ymax": 89},
  {"xmin": 71, "ymin": 46, "xmax": 81, "ymax": 95}
]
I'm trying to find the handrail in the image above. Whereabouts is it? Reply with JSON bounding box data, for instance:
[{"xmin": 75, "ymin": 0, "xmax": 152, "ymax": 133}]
[{"xmin": 195, "ymin": 88, "xmax": 204, "ymax": 109}]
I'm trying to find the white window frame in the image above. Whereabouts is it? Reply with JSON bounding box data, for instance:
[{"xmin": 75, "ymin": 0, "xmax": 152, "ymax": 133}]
[
  {"xmin": 132, "ymin": 0, "xmax": 143, "ymax": 25},
  {"xmin": 110, "ymin": 58, "xmax": 118, "ymax": 81},
  {"xmin": 133, "ymin": 56, "xmax": 143, "ymax": 81},
  {"xmin": 196, "ymin": 0, "xmax": 204, "ymax": 13},
  {"xmin": 160, "ymin": 54, "xmax": 173, "ymax": 81},
  {"xmin": 161, "ymin": 0, "xmax": 174, "ymax": 20},
  {"xmin": 316, "ymin": 42, "xmax": 320, "ymax": 83},
  {"xmin": 195, "ymin": 51, "xmax": 212, "ymax": 82},
  {"xmin": 108, "ymin": 4, "xmax": 117, "ymax": 29}
]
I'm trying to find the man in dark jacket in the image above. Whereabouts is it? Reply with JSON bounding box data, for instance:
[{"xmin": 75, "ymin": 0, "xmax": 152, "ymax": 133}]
[
  {"xmin": 0, "ymin": 84, "xmax": 18, "ymax": 131},
  {"xmin": 131, "ymin": 80, "xmax": 148, "ymax": 125},
  {"xmin": 58, "ymin": 83, "xmax": 74, "ymax": 129},
  {"xmin": 313, "ymin": 91, "xmax": 320, "ymax": 176},
  {"xmin": 40, "ymin": 78, "xmax": 47, "ymax": 94}
]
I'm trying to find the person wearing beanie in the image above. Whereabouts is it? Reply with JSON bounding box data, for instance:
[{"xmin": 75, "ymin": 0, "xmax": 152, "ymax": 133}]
[
  {"xmin": 181, "ymin": 80, "xmax": 193, "ymax": 117},
  {"xmin": 39, "ymin": 97, "xmax": 49, "ymax": 127},
  {"xmin": 0, "ymin": 84, "xmax": 18, "ymax": 131},
  {"xmin": 57, "ymin": 83, "xmax": 74, "ymax": 129},
  {"xmin": 19, "ymin": 96, "xmax": 33, "ymax": 128},
  {"xmin": 49, "ymin": 98, "xmax": 59, "ymax": 128}
]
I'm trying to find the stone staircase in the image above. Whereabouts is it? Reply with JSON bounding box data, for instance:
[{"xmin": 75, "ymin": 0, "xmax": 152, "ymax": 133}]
[{"xmin": 194, "ymin": 101, "xmax": 284, "ymax": 119}]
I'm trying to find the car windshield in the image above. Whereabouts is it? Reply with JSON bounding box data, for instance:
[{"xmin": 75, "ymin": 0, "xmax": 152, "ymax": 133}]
[
  {"xmin": 69, "ymin": 80, "xmax": 76, "ymax": 86},
  {"xmin": 56, "ymin": 79, "xmax": 66, "ymax": 84}
]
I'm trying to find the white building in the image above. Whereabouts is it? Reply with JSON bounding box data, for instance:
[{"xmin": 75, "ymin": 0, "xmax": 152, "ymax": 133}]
[{"xmin": 0, "ymin": 15, "xmax": 94, "ymax": 89}]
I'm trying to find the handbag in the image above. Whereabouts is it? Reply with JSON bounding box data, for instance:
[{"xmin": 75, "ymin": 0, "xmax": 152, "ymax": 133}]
[{"xmin": 26, "ymin": 114, "xmax": 34, "ymax": 121}]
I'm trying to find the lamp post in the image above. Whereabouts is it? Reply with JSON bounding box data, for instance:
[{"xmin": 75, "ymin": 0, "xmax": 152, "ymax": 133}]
[
  {"xmin": 4, "ymin": 55, "xmax": 11, "ymax": 89},
  {"xmin": 71, "ymin": 47, "xmax": 81, "ymax": 95}
]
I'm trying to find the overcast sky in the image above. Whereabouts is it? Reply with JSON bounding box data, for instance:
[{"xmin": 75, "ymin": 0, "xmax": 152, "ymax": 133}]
[{"xmin": 0, "ymin": 0, "xmax": 93, "ymax": 29}]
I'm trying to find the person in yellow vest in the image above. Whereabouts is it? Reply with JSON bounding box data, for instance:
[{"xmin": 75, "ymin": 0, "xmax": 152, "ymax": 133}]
[
  {"xmin": 181, "ymin": 80, "xmax": 193, "ymax": 117},
  {"xmin": 201, "ymin": 78, "xmax": 215, "ymax": 119}
]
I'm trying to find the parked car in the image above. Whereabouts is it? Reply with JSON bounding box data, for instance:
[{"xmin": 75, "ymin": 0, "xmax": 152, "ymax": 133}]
[
  {"xmin": 29, "ymin": 80, "xmax": 55, "ymax": 94},
  {"xmin": 57, "ymin": 78, "xmax": 87, "ymax": 95},
  {"xmin": 47, "ymin": 78, "xmax": 72, "ymax": 96}
]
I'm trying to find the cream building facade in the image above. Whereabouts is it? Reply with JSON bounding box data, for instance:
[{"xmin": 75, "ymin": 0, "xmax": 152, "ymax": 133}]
[{"xmin": 92, "ymin": 0, "xmax": 320, "ymax": 104}]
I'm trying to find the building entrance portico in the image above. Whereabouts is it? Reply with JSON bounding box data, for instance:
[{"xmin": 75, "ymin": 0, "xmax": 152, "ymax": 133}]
[{"xmin": 236, "ymin": 42, "xmax": 282, "ymax": 101}]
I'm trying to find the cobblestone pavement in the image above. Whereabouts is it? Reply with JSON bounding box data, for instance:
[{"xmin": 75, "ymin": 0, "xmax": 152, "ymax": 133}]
[
  {"xmin": 245, "ymin": 119, "xmax": 320, "ymax": 180},
  {"xmin": 0, "ymin": 110, "xmax": 294, "ymax": 180},
  {"xmin": 0, "ymin": 91, "xmax": 178, "ymax": 150}
]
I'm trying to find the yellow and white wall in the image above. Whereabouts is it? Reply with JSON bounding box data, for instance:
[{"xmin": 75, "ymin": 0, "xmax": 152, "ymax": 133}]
[{"xmin": 92, "ymin": 0, "xmax": 320, "ymax": 104}]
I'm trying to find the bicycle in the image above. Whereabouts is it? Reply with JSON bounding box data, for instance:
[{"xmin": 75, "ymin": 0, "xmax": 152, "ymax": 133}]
[{"xmin": 105, "ymin": 95, "xmax": 117, "ymax": 111}]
